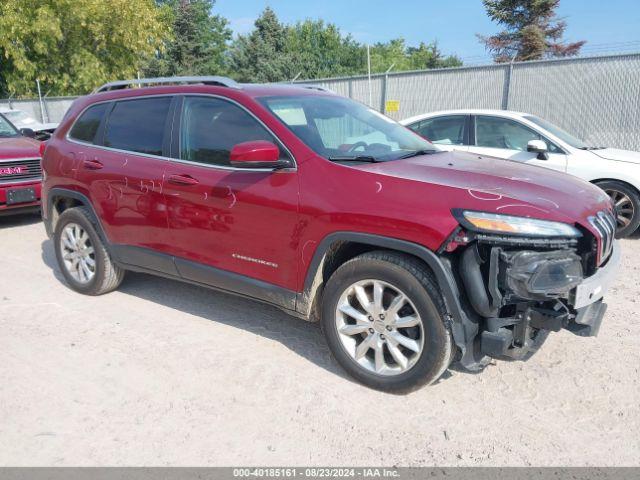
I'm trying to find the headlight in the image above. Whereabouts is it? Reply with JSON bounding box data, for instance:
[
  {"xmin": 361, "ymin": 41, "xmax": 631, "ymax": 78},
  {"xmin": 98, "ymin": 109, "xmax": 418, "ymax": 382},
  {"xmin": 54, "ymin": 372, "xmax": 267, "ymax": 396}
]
[
  {"xmin": 455, "ymin": 210, "xmax": 581, "ymax": 237},
  {"xmin": 505, "ymin": 250, "xmax": 584, "ymax": 299}
]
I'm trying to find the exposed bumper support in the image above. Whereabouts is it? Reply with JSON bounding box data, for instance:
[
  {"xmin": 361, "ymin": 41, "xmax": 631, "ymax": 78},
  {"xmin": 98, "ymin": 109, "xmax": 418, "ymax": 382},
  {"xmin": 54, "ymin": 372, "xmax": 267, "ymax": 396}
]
[
  {"xmin": 570, "ymin": 242, "xmax": 621, "ymax": 309},
  {"xmin": 566, "ymin": 300, "xmax": 607, "ymax": 337},
  {"xmin": 462, "ymin": 240, "xmax": 621, "ymax": 362}
]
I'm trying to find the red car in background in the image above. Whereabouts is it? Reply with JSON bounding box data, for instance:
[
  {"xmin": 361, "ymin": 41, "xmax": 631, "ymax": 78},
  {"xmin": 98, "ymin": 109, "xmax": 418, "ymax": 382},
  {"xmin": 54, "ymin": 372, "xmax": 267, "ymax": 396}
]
[{"xmin": 0, "ymin": 112, "xmax": 42, "ymax": 215}]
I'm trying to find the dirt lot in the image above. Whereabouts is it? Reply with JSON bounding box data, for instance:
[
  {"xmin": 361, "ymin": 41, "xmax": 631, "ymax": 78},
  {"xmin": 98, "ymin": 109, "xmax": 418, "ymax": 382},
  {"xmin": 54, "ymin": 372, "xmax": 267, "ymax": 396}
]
[{"xmin": 0, "ymin": 214, "xmax": 639, "ymax": 466}]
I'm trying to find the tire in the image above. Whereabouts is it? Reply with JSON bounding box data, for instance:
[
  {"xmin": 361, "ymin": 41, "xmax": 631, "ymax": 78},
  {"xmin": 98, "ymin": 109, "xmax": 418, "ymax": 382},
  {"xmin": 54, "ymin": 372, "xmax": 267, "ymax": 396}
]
[
  {"xmin": 321, "ymin": 250, "xmax": 454, "ymax": 392},
  {"xmin": 53, "ymin": 206, "xmax": 124, "ymax": 295},
  {"xmin": 595, "ymin": 180, "xmax": 640, "ymax": 238}
]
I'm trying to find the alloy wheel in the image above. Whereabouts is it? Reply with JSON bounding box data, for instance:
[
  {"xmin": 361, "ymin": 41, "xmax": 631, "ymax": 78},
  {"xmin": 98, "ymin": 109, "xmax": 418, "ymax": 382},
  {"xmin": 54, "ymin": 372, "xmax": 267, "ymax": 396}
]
[
  {"xmin": 605, "ymin": 188, "xmax": 635, "ymax": 229},
  {"xmin": 335, "ymin": 279, "xmax": 425, "ymax": 376},
  {"xmin": 60, "ymin": 222, "xmax": 96, "ymax": 284}
]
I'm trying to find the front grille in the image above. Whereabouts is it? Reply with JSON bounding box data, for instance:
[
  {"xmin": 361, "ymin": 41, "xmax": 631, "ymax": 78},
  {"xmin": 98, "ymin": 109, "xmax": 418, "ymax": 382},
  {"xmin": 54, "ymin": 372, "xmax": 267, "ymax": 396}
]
[
  {"xmin": 0, "ymin": 158, "xmax": 42, "ymax": 184},
  {"xmin": 588, "ymin": 209, "xmax": 616, "ymax": 264}
]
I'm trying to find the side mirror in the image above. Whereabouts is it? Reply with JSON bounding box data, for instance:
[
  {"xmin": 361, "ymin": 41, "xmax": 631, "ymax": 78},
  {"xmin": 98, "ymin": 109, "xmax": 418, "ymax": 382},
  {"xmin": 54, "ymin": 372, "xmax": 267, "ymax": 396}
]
[
  {"xmin": 527, "ymin": 139, "xmax": 549, "ymax": 160},
  {"xmin": 230, "ymin": 141, "xmax": 291, "ymax": 169},
  {"xmin": 20, "ymin": 128, "xmax": 36, "ymax": 138}
]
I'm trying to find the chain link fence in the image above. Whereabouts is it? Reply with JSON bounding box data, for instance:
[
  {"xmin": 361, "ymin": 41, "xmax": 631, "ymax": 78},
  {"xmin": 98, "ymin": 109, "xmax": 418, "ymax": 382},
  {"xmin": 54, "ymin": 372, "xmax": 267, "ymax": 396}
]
[
  {"xmin": 0, "ymin": 96, "xmax": 76, "ymax": 125},
  {"xmin": 1, "ymin": 53, "xmax": 639, "ymax": 150},
  {"xmin": 297, "ymin": 53, "xmax": 640, "ymax": 151}
]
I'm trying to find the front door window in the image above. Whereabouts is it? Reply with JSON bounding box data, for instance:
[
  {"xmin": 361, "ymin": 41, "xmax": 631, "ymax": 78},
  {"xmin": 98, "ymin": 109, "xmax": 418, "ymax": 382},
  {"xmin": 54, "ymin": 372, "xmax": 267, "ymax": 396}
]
[{"xmin": 475, "ymin": 116, "xmax": 561, "ymax": 153}]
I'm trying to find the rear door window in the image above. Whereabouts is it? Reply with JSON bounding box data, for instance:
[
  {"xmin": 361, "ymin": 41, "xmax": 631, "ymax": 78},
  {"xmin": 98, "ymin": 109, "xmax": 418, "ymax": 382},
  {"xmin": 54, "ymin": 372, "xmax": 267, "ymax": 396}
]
[
  {"xmin": 103, "ymin": 97, "xmax": 172, "ymax": 156},
  {"xmin": 411, "ymin": 115, "xmax": 466, "ymax": 145},
  {"xmin": 69, "ymin": 103, "xmax": 109, "ymax": 144}
]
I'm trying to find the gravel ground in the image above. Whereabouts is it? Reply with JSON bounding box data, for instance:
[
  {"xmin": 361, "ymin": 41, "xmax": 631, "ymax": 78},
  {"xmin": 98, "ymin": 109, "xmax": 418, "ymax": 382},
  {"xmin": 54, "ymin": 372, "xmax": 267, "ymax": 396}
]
[{"xmin": 1, "ymin": 214, "xmax": 639, "ymax": 466}]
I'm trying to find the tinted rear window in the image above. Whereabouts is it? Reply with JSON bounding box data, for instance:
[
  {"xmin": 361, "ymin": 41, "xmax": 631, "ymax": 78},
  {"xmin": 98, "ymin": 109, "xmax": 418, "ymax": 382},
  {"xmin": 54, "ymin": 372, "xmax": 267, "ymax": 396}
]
[
  {"xmin": 412, "ymin": 115, "xmax": 466, "ymax": 145},
  {"xmin": 104, "ymin": 97, "xmax": 171, "ymax": 156},
  {"xmin": 69, "ymin": 103, "xmax": 109, "ymax": 144}
]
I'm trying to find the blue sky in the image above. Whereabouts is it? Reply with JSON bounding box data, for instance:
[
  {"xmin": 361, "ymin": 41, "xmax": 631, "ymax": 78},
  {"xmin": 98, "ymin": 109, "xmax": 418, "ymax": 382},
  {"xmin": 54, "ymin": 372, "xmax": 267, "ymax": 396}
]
[{"xmin": 215, "ymin": 0, "xmax": 640, "ymax": 63}]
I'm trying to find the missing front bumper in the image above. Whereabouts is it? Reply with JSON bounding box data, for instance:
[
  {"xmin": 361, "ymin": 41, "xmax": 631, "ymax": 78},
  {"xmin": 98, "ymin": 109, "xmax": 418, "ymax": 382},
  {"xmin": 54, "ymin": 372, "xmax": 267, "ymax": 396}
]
[
  {"xmin": 480, "ymin": 299, "xmax": 608, "ymax": 359},
  {"xmin": 455, "ymin": 237, "xmax": 620, "ymax": 366},
  {"xmin": 477, "ymin": 242, "xmax": 620, "ymax": 359}
]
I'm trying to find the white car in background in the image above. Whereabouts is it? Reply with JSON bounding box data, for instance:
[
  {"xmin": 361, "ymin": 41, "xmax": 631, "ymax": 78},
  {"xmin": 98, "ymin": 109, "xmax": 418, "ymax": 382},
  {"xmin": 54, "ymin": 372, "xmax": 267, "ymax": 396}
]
[
  {"xmin": 0, "ymin": 108, "xmax": 58, "ymax": 140},
  {"xmin": 401, "ymin": 109, "xmax": 640, "ymax": 238}
]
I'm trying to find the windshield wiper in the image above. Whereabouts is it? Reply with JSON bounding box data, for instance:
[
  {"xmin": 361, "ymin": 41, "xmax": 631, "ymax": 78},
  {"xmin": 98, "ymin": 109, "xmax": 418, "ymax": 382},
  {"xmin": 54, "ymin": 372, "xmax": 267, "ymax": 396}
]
[
  {"xmin": 396, "ymin": 149, "xmax": 440, "ymax": 159},
  {"xmin": 328, "ymin": 155, "xmax": 379, "ymax": 163},
  {"xmin": 578, "ymin": 146, "xmax": 606, "ymax": 150}
]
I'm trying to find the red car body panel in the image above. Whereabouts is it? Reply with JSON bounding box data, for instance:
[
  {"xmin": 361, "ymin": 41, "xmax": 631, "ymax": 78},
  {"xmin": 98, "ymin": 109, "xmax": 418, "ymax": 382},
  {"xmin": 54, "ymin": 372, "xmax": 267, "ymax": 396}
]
[
  {"xmin": 0, "ymin": 136, "xmax": 42, "ymax": 214},
  {"xmin": 0, "ymin": 136, "xmax": 41, "ymax": 160},
  {"xmin": 42, "ymin": 84, "xmax": 612, "ymax": 293},
  {"xmin": 162, "ymin": 163, "xmax": 300, "ymax": 288}
]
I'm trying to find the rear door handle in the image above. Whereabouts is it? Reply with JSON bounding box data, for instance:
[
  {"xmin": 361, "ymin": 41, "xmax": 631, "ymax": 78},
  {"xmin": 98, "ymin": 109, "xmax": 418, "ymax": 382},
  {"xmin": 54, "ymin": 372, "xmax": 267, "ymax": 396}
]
[
  {"xmin": 168, "ymin": 174, "xmax": 199, "ymax": 186},
  {"xmin": 83, "ymin": 159, "xmax": 104, "ymax": 170}
]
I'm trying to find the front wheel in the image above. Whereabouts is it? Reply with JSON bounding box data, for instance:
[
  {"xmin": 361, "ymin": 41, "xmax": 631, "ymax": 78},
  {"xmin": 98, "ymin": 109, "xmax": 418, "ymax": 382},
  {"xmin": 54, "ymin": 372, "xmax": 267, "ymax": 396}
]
[
  {"xmin": 321, "ymin": 251, "xmax": 453, "ymax": 392},
  {"xmin": 596, "ymin": 180, "xmax": 640, "ymax": 238}
]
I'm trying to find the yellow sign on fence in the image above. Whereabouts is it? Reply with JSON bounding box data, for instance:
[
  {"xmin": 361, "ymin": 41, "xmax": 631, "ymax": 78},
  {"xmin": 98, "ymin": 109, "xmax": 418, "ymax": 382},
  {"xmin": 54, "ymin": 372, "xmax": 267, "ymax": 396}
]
[{"xmin": 385, "ymin": 100, "xmax": 400, "ymax": 113}]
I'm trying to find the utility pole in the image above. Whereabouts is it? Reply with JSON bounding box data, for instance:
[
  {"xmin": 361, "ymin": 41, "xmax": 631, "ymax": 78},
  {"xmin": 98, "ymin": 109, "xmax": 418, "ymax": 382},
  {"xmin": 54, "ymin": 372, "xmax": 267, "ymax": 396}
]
[
  {"xmin": 36, "ymin": 79, "xmax": 45, "ymax": 123},
  {"xmin": 367, "ymin": 44, "xmax": 373, "ymax": 107},
  {"xmin": 381, "ymin": 63, "xmax": 395, "ymax": 113}
]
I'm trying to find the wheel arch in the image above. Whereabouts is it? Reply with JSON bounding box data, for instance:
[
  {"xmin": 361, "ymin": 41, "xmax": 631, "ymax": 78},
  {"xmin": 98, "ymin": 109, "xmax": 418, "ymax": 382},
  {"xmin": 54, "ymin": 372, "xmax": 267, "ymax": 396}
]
[
  {"xmin": 591, "ymin": 178, "xmax": 640, "ymax": 196},
  {"xmin": 296, "ymin": 232, "xmax": 478, "ymax": 362},
  {"xmin": 46, "ymin": 188, "xmax": 110, "ymax": 245}
]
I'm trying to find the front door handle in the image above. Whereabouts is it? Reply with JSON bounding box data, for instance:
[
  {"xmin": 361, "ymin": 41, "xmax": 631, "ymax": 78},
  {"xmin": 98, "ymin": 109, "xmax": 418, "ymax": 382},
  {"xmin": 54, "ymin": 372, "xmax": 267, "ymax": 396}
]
[
  {"xmin": 168, "ymin": 174, "xmax": 199, "ymax": 186},
  {"xmin": 83, "ymin": 159, "xmax": 103, "ymax": 170}
]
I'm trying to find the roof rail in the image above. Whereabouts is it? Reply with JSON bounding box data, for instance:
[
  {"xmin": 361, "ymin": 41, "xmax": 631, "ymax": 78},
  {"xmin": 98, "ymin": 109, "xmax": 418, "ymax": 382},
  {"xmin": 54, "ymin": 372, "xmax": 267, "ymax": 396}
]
[
  {"xmin": 297, "ymin": 84, "xmax": 335, "ymax": 94},
  {"xmin": 93, "ymin": 76, "xmax": 241, "ymax": 93}
]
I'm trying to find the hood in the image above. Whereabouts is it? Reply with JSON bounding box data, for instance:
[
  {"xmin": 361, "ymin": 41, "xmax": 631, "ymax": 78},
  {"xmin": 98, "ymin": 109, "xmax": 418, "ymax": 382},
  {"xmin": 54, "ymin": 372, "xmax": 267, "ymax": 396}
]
[
  {"xmin": 591, "ymin": 148, "xmax": 640, "ymax": 164},
  {"xmin": 357, "ymin": 150, "xmax": 612, "ymax": 225},
  {"xmin": 0, "ymin": 112, "xmax": 58, "ymax": 132},
  {"xmin": 0, "ymin": 136, "xmax": 41, "ymax": 161},
  {"xmin": 24, "ymin": 122, "xmax": 58, "ymax": 132},
  {"xmin": 25, "ymin": 121, "xmax": 58, "ymax": 132}
]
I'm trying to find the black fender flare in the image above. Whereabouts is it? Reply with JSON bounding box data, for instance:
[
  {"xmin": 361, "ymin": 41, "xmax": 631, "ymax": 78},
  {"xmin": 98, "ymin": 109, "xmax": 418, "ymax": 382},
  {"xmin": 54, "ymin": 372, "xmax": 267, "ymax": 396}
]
[
  {"xmin": 296, "ymin": 232, "xmax": 481, "ymax": 366},
  {"xmin": 45, "ymin": 188, "xmax": 110, "ymax": 245}
]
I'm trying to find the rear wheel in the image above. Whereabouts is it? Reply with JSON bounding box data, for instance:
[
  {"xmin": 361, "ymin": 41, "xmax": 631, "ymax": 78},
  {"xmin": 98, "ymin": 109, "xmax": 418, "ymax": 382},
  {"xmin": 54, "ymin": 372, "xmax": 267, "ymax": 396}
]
[
  {"xmin": 53, "ymin": 206, "xmax": 124, "ymax": 295},
  {"xmin": 596, "ymin": 180, "xmax": 640, "ymax": 238},
  {"xmin": 321, "ymin": 251, "xmax": 453, "ymax": 392}
]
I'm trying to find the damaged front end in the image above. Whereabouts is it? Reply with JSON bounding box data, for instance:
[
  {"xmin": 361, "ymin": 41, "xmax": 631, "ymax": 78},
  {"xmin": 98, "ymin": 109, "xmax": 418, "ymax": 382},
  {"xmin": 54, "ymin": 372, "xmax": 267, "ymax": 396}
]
[{"xmin": 443, "ymin": 209, "xmax": 620, "ymax": 369}]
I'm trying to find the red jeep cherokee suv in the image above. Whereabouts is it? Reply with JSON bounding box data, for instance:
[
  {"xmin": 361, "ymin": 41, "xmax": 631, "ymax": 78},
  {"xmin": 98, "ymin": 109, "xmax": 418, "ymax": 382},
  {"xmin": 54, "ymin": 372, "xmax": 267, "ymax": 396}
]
[
  {"xmin": 0, "ymin": 113, "xmax": 42, "ymax": 215},
  {"xmin": 41, "ymin": 77, "xmax": 620, "ymax": 391}
]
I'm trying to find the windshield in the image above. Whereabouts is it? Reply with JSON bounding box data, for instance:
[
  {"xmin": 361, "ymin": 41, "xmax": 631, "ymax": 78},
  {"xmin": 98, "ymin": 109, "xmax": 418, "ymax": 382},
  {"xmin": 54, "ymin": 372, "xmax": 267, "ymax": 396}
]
[
  {"xmin": 259, "ymin": 95, "xmax": 439, "ymax": 162},
  {"xmin": 2, "ymin": 110, "xmax": 36, "ymax": 126},
  {"xmin": 524, "ymin": 115, "xmax": 590, "ymax": 149},
  {"xmin": 0, "ymin": 114, "xmax": 20, "ymax": 138}
]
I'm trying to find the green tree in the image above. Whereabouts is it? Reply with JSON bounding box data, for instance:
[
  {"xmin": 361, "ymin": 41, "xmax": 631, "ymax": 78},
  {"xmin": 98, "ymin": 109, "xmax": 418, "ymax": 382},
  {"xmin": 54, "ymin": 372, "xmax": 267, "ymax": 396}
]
[
  {"xmin": 144, "ymin": 0, "xmax": 231, "ymax": 77},
  {"xmin": 479, "ymin": 0, "xmax": 585, "ymax": 62},
  {"xmin": 285, "ymin": 19, "xmax": 365, "ymax": 80},
  {"xmin": 227, "ymin": 7, "xmax": 462, "ymax": 81},
  {"xmin": 370, "ymin": 39, "xmax": 412, "ymax": 73},
  {"xmin": 228, "ymin": 7, "xmax": 294, "ymax": 82},
  {"xmin": 0, "ymin": 0, "xmax": 169, "ymax": 96},
  {"xmin": 407, "ymin": 42, "xmax": 462, "ymax": 70},
  {"xmin": 370, "ymin": 39, "xmax": 462, "ymax": 73}
]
